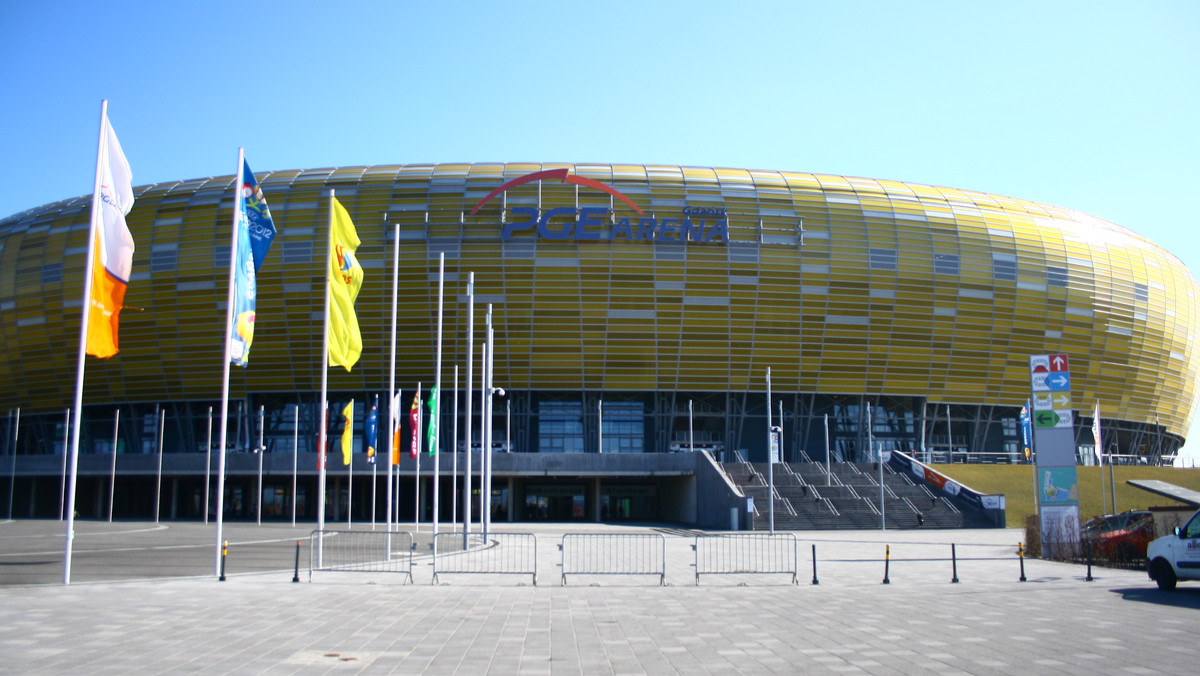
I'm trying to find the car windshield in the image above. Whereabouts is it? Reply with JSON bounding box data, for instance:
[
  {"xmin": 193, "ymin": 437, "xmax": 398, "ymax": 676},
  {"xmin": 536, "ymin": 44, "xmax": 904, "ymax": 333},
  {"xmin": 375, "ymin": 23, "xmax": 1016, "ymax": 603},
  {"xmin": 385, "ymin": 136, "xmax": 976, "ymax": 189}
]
[
  {"xmin": 1184, "ymin": 512, "xmax": 1200, "ymax": 539},
  {"xmin": 1084, "ymin": 512, "xmax": 1150, "ymax": 535}
]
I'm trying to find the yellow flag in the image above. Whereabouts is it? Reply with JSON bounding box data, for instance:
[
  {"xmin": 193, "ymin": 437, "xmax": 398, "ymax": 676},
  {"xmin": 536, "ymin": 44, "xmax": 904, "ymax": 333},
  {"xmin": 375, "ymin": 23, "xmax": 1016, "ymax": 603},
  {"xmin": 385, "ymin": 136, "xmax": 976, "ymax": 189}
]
[
  {"xmin": 341, "ymin": 399, "xmax": 354, "ymax": 465},
  {"xmin": 327, "ymin": 197, "xmax": 363, "ymax": 370}
]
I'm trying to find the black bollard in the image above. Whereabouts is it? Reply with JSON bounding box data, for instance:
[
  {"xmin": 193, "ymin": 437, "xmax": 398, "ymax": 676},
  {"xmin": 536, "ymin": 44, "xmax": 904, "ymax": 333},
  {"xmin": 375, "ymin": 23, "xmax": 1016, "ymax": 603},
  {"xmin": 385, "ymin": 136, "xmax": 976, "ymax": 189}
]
[
  {"xmin": 1018, "ymin": 542, "xmax": 1027, "ymax": 582},
  {"xmin": 219, "ymin": 540, "xmax": 228, "ymax": 582},
  {"xmin": 811, "ymin": 544, "xmax": 819, "ymax": 585},
  {"xmin": 292, "ymin": 541, "xmax": 301, "ymax": 583},
  {"xmin": 950, "ymin": 543, "xmax": 959, "ymax": 583},
  {"xmin": 1085, "ymin": 539, "xmax": 1094, "ymax": 582},
  {"xmin": 882, "ymin": 544, "xmax": 891, "ymax": 584}
]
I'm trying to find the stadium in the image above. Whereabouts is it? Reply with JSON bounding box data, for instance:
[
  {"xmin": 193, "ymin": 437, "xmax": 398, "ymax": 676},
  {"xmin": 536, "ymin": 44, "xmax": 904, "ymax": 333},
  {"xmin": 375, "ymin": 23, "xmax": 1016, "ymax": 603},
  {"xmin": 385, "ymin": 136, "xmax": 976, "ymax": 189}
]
[{"xmin": 1, "ymin": 162, "xmax": 1197, "ymax": 528}]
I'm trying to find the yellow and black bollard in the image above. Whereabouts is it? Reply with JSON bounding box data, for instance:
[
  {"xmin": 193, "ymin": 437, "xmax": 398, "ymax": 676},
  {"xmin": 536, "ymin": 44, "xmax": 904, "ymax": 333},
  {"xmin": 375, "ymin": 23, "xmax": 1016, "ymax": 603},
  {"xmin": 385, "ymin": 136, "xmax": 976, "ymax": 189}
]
[
  {"xmin": 882, "ymin": 544, "xmax": 891, "ymax": 584},
  {"xmin": 219, "ymin": 540, "xmax": 228, "ymax": 582},
  {"xmin": 292, "ymin": 541, "xmax": 301, "ymax": 583},
  {"xmin": 1018, "ymin": 542, "xmax": 1027, "ymax": 582}
]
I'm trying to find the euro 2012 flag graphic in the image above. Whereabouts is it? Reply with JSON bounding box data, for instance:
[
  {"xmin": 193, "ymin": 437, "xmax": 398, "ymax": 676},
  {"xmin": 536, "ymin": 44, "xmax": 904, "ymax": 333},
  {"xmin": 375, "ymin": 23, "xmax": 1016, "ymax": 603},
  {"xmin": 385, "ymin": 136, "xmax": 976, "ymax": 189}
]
[{"xmin": 229, "ymin": 158, "xmax": 277, "ymax": 366}]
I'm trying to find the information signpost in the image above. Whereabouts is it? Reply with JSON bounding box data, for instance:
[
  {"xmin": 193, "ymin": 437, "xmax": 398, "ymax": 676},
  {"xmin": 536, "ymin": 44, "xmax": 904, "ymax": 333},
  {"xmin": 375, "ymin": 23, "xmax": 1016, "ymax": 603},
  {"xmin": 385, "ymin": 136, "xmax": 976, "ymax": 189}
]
[{"xmin": 1029, "ymin": 354, "xmax": 1080, "ymax": 555}]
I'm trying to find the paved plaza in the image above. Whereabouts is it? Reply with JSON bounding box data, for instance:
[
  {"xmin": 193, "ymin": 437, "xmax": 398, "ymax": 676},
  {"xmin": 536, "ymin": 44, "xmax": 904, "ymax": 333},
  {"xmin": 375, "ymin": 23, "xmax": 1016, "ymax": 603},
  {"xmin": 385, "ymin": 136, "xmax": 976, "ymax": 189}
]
[{"xmin": 1, "ymin": 519, "xmax": 1197, "ymax": 674}]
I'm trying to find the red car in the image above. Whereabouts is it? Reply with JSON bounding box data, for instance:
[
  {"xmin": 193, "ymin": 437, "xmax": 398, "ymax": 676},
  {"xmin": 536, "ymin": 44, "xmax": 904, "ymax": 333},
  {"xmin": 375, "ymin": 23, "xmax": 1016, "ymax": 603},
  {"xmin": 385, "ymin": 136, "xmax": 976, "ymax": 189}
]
[{"xmin": 1081, "ymin": 511, "xmax": 1155, "ymax": 562}]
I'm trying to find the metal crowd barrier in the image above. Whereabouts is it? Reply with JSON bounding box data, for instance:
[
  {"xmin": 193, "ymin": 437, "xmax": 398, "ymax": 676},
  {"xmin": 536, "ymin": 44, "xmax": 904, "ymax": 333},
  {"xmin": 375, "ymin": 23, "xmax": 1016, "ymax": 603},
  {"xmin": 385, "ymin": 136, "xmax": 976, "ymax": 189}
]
[
  {"xmin": 308, "ymin": 530, "xmax": 414, "ymax": 583},
  {"xmin": 432, "ymin": 532, "xmax": 538, "ymax": 585},
  {"xmin": 693, "ymin": 533, "xmax": 799, "ymax": 585},
  {"xmin": 559, "ymin": 533, "xmax": 666, "ymax": 586}
]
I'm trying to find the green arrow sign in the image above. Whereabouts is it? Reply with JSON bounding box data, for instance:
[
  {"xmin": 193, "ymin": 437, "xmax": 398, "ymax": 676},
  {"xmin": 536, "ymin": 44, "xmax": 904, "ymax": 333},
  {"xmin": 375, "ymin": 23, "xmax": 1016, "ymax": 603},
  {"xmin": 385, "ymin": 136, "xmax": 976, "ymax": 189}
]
[{"xmin": 1034, "ymin": 410, "xmax": 1060, "ymax": 428}]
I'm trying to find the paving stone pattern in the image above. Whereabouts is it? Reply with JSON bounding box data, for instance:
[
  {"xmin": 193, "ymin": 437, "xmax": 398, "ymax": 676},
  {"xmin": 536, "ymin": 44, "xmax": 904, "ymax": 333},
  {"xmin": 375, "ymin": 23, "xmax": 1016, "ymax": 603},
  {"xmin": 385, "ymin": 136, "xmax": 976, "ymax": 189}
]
[{"xmin": 1, "ymin": 520, "xmax": 1197, "ymax": 674}]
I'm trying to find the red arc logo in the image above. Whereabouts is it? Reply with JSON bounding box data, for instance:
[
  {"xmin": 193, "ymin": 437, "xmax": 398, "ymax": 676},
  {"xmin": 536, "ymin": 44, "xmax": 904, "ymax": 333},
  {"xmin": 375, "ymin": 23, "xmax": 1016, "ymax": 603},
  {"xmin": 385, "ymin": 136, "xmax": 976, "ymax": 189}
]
[{"xmin": 469, "ymin": 168, "xmax": 644, "ymax": 216}]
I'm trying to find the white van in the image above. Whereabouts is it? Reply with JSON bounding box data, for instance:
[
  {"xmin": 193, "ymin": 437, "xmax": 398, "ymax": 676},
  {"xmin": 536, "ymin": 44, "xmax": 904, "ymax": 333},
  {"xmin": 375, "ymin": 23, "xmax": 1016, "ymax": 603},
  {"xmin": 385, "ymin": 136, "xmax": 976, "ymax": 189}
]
[{"xmin": 1147, "ymin": 508, "xmax": 1200, "ymax": 591}]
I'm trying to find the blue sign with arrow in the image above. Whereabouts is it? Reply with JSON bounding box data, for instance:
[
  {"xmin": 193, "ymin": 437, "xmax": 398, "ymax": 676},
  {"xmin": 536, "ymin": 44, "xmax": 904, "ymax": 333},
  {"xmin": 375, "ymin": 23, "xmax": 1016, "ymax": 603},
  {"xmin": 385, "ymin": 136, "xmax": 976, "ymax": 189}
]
[{"xmin": 1045, "ymin": 373, "xmax": 1070, "ymax": 391}]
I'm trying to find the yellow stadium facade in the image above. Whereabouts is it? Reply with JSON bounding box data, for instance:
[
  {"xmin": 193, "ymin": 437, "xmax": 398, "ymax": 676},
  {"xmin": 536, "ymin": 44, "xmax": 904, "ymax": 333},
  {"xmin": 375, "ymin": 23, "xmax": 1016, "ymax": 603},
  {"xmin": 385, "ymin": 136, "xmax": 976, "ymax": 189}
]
[{"xmin": 1, "ymin": 163, "xmax": 1196, "ymax": 523}]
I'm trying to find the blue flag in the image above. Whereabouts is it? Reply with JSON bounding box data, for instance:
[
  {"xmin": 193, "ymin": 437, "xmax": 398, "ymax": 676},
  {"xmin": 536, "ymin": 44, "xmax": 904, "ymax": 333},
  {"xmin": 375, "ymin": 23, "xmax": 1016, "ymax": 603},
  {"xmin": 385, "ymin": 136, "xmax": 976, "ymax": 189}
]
[
  {"xmin": 365, "ymin": 395, "xmax": 379, "ymax": 464},
  {"xmin": 230, "ymin": 158, "xmax": 277, "ymax": 366},
  {"xmin": 1020, "ymin": 401, "xmax": 1032, "ymax": 461}
]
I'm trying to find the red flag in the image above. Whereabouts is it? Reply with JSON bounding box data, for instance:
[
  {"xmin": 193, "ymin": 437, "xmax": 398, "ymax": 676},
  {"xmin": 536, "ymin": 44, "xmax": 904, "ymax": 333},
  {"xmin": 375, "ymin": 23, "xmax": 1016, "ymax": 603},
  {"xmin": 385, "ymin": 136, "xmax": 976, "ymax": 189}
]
[{"xmin": 409, "ymin": 392, "xmax": 420, "ymax": 459}]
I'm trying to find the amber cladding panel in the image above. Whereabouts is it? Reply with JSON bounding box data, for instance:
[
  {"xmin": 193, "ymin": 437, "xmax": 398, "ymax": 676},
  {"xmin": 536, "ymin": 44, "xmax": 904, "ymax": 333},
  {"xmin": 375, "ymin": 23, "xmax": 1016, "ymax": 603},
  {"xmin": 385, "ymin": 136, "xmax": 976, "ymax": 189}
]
[{"xmin": 1, "ymin": 163, "xmax": 1197, "ymax": 438}]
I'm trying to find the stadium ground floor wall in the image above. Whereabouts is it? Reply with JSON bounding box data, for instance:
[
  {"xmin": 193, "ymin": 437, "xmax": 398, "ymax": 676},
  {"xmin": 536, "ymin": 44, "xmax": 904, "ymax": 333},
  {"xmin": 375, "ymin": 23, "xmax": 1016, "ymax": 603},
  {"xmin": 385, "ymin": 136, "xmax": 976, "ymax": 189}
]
[
  {"xmin": 1, "ymin": 452, "xmax": 712, "ymax": 526},
  {"xmin": 2, "ymin": 390, "xmax": 1182, "ymax": 470}
]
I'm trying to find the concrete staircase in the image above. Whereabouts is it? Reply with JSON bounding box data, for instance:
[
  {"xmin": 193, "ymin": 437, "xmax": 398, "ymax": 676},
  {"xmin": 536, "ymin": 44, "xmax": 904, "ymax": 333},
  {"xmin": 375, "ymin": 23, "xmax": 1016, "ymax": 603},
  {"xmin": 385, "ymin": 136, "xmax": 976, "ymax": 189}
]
[{"xmin": 723, "ymin": 461, "xmax": 992, "ymax": 530}]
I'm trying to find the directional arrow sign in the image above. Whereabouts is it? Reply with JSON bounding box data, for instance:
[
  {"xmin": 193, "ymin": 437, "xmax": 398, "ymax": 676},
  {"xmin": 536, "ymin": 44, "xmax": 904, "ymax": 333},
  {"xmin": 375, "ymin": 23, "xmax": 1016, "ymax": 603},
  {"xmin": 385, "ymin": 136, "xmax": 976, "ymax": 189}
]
[
  {"xmin": 1053, "ymin": 393, "xmax": 1071, "ymax": 409},
  {"xmin": 1034, "ymin": 410, "xmax": 1059, "ymax": 428},
  {"xmin": 1049, "ymin": 354, "xmax": 1069, "ymax": 372},
  {"xmin": 1045, "ymin": 373, "xmax": 1070, "ymax": 391},
  {"xmin": 1035, "ymin": 409, "xmax": 1074, "ymax": 429}
]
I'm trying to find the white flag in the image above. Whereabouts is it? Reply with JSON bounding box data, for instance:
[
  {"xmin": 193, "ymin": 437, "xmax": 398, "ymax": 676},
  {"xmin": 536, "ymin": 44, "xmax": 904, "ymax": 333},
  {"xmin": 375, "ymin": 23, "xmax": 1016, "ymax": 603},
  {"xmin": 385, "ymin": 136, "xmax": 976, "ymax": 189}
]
[
  {"xmin": 98, "ymin": 116, "xmax": 135, "ymax": 281},
  {"xmin": 1091, "ymin": 401, "xmax": 1102, "ymax": 465},
  {"xmin": 86, "ymin": 112, "xmax": 135, "ymax": 358}
]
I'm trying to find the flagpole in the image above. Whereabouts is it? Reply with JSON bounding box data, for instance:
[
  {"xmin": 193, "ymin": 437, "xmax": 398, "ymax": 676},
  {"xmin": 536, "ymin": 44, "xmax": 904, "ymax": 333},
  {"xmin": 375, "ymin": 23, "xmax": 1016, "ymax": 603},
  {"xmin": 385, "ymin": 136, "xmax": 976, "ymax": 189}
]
[
  {"xmin": 257, "ymin": 405, "xmax": 264, "ymax": 526},
  {"xmin": 414, "ymin": 382, "xmax": 422, "ymax": 532},
  {"xmin": 451, "ymin": 364, "xmax": 458, "ymax": 529},
  {"xmin": 155, "ymin": 406, "xmax": 164, "ymax": 524},
  {"xmin": 387, "ymin": 218, "xmax": 399, "ymax": 540},
  {"xmin": 479, "ymin": 340, "xmax": 487, "ymax": 537},
  {"xmin": 214, "ymin": 149, "xmax": 245, "ymax": 577},
  {"xmin": 348, "ymin": 404, "xmax": 353, "ymax": 530},
  {"xmin": 317, "ymin": 189, "xmax": 336, "ymax": 566},
  {"xmin": 433, "ymin": 252, "xmax": 445, "ymax": 543},
  {"xmin": 824, "ymin": 413, "xmax": 831, "ymax": 487},
  {"xmin": 1095, "ymin": 401, "xmax": 1107, "ymax": 516},
  {"xmin": 767, "ymin": 366, "xmax": 774, "ymax": 534},
  {"xmin": 204, "ymin": 406, "xmax": 212, "ymax": 524},
  {"xmin": 463, "ymin": 272, "xmax": 474, "ymax": 548},
  {"xmin": 292, "ymin": 403, "xmax": 298, "ymax": 528},
  {"xmin": 484, "ymin": 305, "xmax": 494, "ymax": 537},
  {"xmin": 9, "ymin": 408, "xmax": 20, "ymax": 519},
  {"xmin": 108, "ymin": 409, "xmax": 118, "ymax": 522},
  {"xmin": 59, "ymin": 408, "xmax": 69, "ymax": 521},
  {"xmin": 64, "ymin": 100, "xmax": 110, "ymax": 583},
  {"xmin": 371, "ymin": 394, "xmax": 379, "ymax": 531}
]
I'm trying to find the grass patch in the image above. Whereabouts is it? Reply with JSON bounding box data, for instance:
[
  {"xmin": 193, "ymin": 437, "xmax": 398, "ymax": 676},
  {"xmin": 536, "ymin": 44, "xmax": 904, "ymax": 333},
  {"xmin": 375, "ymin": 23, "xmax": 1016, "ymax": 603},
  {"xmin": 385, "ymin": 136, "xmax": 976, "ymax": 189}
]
[{"xmin": 930, "ymin": 464, "xmax": 1200, "ymax": 528}]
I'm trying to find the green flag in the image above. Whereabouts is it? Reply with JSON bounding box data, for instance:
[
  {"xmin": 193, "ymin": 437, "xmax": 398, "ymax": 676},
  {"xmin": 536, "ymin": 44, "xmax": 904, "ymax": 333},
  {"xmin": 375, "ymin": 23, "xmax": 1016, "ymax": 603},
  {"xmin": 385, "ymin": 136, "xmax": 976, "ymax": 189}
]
[{"xmin": 426, "ymin": 384, "xmax": 438, "ymax": 456}]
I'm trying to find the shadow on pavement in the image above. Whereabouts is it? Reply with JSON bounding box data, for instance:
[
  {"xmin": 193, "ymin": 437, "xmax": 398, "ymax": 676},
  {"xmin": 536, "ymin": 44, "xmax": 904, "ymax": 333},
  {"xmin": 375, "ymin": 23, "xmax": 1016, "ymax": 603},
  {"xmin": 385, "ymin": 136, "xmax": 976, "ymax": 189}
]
[{"xmin": 1112, "ymin": 586, "xmax": 1200, "ymax": 610}]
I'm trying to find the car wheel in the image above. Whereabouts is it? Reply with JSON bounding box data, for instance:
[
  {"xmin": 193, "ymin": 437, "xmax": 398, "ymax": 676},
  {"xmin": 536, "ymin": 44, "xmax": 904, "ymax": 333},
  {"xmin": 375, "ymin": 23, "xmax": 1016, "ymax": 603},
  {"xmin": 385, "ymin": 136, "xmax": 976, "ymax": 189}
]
[{"xmin": 1152, "ymin": 559, "xmax": 1177, "ymax": 591}]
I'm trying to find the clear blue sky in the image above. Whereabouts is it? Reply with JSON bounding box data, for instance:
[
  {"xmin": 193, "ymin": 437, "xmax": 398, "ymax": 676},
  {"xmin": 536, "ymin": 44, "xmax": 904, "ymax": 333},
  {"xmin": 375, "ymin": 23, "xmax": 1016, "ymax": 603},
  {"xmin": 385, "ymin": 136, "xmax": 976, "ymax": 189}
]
[{"xmin": 2, "ymin": 1, "xmax": 1198, "ymax": 462}]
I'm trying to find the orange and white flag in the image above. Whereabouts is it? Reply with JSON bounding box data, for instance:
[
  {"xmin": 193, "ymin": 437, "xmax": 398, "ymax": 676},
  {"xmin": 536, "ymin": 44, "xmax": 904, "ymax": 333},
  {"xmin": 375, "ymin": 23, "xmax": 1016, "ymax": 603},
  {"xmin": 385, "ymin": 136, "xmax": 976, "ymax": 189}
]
[{"xmin": 86, "ymin": 113, "xmax": 135, "ymax": 358}]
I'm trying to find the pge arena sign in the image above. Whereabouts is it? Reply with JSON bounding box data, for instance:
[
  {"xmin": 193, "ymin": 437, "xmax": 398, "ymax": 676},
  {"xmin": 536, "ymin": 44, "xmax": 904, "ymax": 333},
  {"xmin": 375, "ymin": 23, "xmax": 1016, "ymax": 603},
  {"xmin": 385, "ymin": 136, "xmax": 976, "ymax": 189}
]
[{"xmin": 469, "ymin": 168, "xmax": 729, "ymax": 244}]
